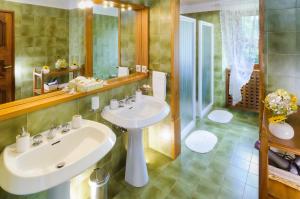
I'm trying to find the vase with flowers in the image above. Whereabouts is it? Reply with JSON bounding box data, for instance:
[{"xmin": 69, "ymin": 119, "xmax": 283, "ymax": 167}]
[{"xmin": 265, "ymin": 89, "xmax": 298, "ymax": 139}]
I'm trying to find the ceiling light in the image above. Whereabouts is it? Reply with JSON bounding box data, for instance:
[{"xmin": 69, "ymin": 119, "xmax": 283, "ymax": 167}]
[
  {"xmin": 121, "ymin": 7, "xmax": 126, "ymax": 12},
  {"xmin": 78, "ymin": 0, "xmax": 85, "ymax": 9},
  {"xmin": 109, "ymin": 1, "xmax": 114, "ymax": 7},
  {"xmin": 127, "ymin": 6, "xmax": 132, "ymax": 11},
  {"xmin": 78, "ymin": 0, "xmax": 94, "ymax": 9},
  {"xmin": 85, "ymin": 0, "xmax": 94, "ymax": 8}
]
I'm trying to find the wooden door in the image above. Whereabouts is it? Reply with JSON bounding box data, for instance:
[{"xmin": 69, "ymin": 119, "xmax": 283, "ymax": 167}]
[{"xmin": 0, "ymin": 11, "xmax": 14, "ymax": 104}]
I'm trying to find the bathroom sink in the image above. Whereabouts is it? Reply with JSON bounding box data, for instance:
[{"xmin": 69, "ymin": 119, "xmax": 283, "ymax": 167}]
[
  {"xmin": 0, "ymin": 120, "xmax": 116, "ymax": 197},
  {"xmin": 101, "ymin": 95, "xmax": 170, "ymax": 129},
  {"xmin": 101, "ymin": 95, "xmax": 169, "ymax": 187}
]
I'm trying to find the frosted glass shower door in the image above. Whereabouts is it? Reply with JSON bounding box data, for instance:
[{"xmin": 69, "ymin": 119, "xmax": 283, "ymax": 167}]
[
  {"xmin": 198, "ymin": 21, "xmax": 214, "ymax": 118},
  {"xmin": 179, "ymin": 16, "xmax": 196, "ymax": 140}
]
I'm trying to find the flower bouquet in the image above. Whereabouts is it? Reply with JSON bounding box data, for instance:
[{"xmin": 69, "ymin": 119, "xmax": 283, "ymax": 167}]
[
  {"xmin": 265, "ymin": 89, "xmax": 298, "ymax": 139},
  {"xmin": 55, "ymin": 58, "xmax": 68, "ymax": 70}
]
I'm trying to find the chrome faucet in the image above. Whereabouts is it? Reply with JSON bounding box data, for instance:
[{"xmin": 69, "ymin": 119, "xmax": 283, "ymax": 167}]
[
  {"xmin": 32, "ymin": 134, "xmax": 43, "ymax": 146},
  {"xmin": 125, "ymin": 95, "xmax": 136, "ymax": 105},
  {"xmin": 61, "ymin": 123, "xmax": 71, "ymax": 134},
  {"xmin": 47, "ymin": 125, "xmax": 60, "ymax": 140}
]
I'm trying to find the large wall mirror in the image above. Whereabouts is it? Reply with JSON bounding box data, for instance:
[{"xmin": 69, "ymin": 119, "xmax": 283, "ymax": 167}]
[{"xmin": 0, "ymin": 0, "xmax": 149, "ymax": 107}]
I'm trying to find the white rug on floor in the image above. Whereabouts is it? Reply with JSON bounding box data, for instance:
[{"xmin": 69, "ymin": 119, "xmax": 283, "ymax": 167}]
[
  {"xmin": 208, "ymin": 110, "xmax": 233, "ymax": 124},
  {"xmin": 185, "ymin": 130, "xmax": 218, "ymax": 153}
]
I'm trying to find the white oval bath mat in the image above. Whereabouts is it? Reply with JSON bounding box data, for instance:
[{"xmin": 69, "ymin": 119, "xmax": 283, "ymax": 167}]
[
  {"xmin": 208, "ymin": 110, "xmax": 233, "ymax": 124},
  {"xmin": 185, "ymin": 130, "xmax": 218, "ymax": 153}
]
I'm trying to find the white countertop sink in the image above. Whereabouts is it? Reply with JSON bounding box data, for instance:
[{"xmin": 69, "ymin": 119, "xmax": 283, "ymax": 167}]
[{"xmin": 0, "ymin": 120, "xmax": 116, "ymax": 196}]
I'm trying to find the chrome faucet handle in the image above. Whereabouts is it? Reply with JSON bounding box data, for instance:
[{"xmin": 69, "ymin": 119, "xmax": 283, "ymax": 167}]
[
  {"xmin": 119, "ymin": 100, "xmax": 125, "ymax": 108},
  {"xmin": 47, "ymin": 125, "xmax": 59, "ymax": 140},
  {"xmin": 125, "ymin": 96, "xmax": 135, "ymax": 105},
  {"xmin": 32, "ymin": 134, "xmax": 43, "ymax": 146},
  {"xmin": 61, "ymin": 123, "xmax": 71, "ymax": 134}
]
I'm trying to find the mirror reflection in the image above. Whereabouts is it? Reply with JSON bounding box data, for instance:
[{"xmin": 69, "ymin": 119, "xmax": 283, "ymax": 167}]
[
  {"xmin": 92, "ymin": 5, "xmax": 137, "ymax": 80},
  {"xmin": 0, "ymin": 1, "xmax": 86, "ymax": 104},
  {"xmin": 93, "ymin": 5, "xmax": 119, "ymax": 79}
]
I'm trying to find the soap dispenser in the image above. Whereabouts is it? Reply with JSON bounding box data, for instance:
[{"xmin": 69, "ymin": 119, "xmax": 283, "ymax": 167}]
[{"xmin": 16, "ymin": 127, "xmax": 30, "ymax": 153}]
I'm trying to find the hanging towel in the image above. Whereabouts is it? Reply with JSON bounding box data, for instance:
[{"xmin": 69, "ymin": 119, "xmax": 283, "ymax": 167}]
[
  {"xmin": 152, "ymin": 71, "xmax": 167, "ymax": 101},
  {"xmin": 118, "ymin": 67, "xmax": 129, "ymax": 77}
]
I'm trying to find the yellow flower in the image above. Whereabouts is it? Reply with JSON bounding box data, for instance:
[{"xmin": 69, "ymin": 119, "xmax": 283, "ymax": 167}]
[
  {"xmin": 291, "ymin": 104, "xmax": 298, "ymax": 111},
  {"xmin": 291, "ymin": 95, "xmax": 298, "ymax": 104},
  {"xmin": 42, "ymin": 65, "xmax": 49, "ymax": 70},
  {"xmin": 268, "ymin": 115, "xmax": 287, "ymax": 124}
]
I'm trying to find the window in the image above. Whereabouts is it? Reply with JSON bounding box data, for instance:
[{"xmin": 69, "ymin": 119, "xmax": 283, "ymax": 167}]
[{"xmin": 241, "ymin": 15, "xmax": 259, "ymax": 64}]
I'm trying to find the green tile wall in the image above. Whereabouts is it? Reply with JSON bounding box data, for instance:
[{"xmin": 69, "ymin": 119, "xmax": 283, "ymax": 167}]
[
  {"xmin": 93, "ymin": 14, "xmax": 119, "ymax": 79},
  {"xmin": 264, "ymin": 0, "xmax": 300, "ymax": 101},
  {"xmin": 184, "ymin": 11, "xmax": 225, "ymax": 107},
  {"xmin": 145, "ymin": 0, "xmax": 174, "ymax": 157},
  {"xmin": 148, "ymin": 0, "xmax": 172, "ymax": 74},
  {"xmin": 0, "ymin": 1, "xmax": 70, "ymax": 100}
]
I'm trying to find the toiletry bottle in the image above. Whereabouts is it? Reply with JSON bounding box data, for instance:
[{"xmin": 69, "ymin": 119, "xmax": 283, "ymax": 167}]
[{"xmin": 16, "ymin": 127, "xmax": 31, "ymax": 153}]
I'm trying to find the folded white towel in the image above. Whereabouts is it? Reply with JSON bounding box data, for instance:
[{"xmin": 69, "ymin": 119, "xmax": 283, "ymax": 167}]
[
  {"xmin": 118, "ymin": 67, "xmax": 129, "ymax": 77},
  {"xmin": 152, "ymin": 71, "xmax": 167, "ymax": 101}
]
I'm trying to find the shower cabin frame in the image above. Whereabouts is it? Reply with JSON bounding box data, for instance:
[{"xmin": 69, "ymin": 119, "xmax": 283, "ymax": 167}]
[
  {"xmin": 198, "ymin": 20, "xmax": 214, "ymax": 118},
  {"xmin": 179, "ymin": 15, "xmax": 196, "ymax": 140}
]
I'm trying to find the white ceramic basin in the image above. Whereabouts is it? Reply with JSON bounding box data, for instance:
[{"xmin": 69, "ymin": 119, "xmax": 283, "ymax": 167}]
[
  {"xmin": 101, "ymin": 95, "xmax": 170, "ymax": 187},
  {"xmin": 101, "ymin": 95, "xmax": 170, "ymax": 129},
  {"xmin": 0, "ymin": 120, "xmax": 116, "ymax": 197}
]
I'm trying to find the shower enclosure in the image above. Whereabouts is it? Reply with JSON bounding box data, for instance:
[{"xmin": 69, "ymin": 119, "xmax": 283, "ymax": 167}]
[
  {"xmin": 198, "ymin": 21, "xmax": 214, "ymax": 118},
  {"xmin": 179, "ymin": 16, "xmax": 196, "ymax": 139}
]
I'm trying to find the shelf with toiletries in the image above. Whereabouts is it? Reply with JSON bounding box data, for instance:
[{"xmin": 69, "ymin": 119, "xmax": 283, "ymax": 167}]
[
  {"xmin": 33, "ymin": 68, "xmax": 83, "ymax": 96},
  {"xmin": 260, "ymin": 108, "xmax": 300, "ymax": 198}
]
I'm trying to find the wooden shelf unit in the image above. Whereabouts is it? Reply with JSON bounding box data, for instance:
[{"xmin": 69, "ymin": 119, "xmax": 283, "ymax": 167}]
[
  {"xmin": 260, "ymin": 108, "xmax": 300, "ymax": 199},
  {"xmin": 33, "ymin": 68, "xmax": 82, "ymax": 96}
]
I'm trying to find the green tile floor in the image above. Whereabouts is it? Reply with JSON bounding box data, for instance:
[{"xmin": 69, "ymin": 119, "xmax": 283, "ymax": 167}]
[{"xmin": 110, "ymin": 108, "xmax": 259, "ymax": 199}]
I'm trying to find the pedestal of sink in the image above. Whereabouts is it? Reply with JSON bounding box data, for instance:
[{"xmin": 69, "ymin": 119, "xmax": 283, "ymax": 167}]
[{"xmin": 125, "ymin": 128, "xmax": 148, "ymax": 187}]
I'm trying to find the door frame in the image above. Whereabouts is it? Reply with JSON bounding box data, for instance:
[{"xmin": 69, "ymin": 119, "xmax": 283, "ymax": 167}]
[
  {"xmin": 0, "ymin": 10, "xmax": 15, "ymax": 103},
  {"xmin": 198, "ymin": 20, "xmax": 214, "ymax": 118},
  {"xmin": 179, "ymin": 15, "xmax": 196, "ymax": 140}
]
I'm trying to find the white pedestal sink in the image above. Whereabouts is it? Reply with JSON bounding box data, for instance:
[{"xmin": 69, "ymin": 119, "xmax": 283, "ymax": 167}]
[
  {"xmin": 101, "ymin": 95, "xmax": 170, "ymax": 187},
  {"xmin": 0, "ymin": 120, "xmax": 116, "ymax": 198}
]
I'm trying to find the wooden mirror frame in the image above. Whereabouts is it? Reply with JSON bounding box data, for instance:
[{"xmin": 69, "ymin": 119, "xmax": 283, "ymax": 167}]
[{"xmin": 85, "ymin": 0, "xmax": 149, "ymax": 77}]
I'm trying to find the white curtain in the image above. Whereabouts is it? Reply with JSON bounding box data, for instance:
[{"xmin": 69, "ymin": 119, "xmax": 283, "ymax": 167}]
[{"xmin": 220, "ymin": 1, "xmax": 259, "ymax": 105}]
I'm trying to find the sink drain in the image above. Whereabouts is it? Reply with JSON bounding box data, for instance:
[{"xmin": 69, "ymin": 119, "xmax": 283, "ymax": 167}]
[{"xmin": 56, "ymin": 162, "xmax": 65, "ymax": 169}]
